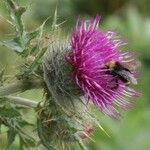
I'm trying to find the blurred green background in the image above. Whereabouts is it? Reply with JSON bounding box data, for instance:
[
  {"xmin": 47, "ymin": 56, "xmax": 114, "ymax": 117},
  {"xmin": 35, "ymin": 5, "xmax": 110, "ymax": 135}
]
[{"xmin": 0, "ymin": 0, "xmax": 150, "ymax": 150}]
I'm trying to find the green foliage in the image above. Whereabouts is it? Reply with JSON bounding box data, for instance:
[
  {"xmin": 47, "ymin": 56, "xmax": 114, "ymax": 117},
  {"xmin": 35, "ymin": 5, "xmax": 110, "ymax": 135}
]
[
  {"xmin": 1, "ymin": 0, "xmax": 47, "ymax": 58},
  {"xmin": 0, "ymin": 106, "xmax": 20, "ymax": 118},
  {"xmin": 4, "ymin": 0, "xmax": 25, "ymax": 36},
  {"xmin": 0, "ymin": 99, "xmax": 35, "ymax": 149},
  {"xmin": 36, "ymin": 97, "xmax": 93, "ymax": 150},
  {"xmin": 0, "ymin": 69, "xmax": 5, "ymax": 86},
  {"xmin": 0, "ymin": 1, "xmax": 99, "ymax": 150},
  {"xmin": 0, "ymin": 0, "xmax": 149, "ymax": 150},
  {"xmin": 0, "ymin": 0, "xmax": 48, "ymax": 149}
]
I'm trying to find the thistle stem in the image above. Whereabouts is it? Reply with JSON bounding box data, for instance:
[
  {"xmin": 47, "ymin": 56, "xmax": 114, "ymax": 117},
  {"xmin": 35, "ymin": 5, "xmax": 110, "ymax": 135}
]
[
  {"xmin": 0, "ymin": 79, "xmax": 44, "ymax": 97},
  {"xmin": 5, "ymin": 96, "xmax": 38, "ymax": 108}
]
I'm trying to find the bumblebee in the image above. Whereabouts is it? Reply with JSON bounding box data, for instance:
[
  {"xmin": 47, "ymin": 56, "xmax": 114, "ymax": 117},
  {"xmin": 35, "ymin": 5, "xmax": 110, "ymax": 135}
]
[{"xmin": 104, "ymin": 60, "xmax": 137, "ymax": 89}]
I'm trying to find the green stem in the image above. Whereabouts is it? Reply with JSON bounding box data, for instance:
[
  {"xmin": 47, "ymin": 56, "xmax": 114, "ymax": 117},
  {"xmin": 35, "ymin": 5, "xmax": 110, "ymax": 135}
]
[
  {"xmin": 5, "ymin": 96, "xmax": 38, "ymax": 108},
  {"xmin": 0, "ymin": 79, "xmax": 44, "ymax": 97}
]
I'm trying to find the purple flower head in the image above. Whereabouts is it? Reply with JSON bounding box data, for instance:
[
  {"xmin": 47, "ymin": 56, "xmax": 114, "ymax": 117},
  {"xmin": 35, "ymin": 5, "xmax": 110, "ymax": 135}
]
[{"xmin": 67, "ymin": 16, "xmax": 140, "ymax": 119}]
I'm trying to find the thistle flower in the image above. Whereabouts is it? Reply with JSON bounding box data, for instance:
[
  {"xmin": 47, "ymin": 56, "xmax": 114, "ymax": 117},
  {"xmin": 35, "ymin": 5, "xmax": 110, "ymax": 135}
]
[{"xmin": 67, "ymin": 16, "xmax": 140, "ymax": 119}]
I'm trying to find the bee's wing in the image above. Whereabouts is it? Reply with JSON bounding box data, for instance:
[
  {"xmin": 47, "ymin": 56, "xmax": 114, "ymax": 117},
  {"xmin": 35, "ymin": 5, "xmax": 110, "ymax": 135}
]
[
  {"xmin": 128, "ymin": 73, "xmax": 138, "ymax": 85},
  {"xmin": 117, "ymin": 70, "xmax": 137, "ymax": 85}
]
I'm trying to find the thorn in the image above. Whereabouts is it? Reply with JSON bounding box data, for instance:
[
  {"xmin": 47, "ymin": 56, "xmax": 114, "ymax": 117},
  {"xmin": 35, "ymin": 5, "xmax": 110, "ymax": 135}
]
[
  {"xmin": 98, "ymin": 123, "xmax": 111, "ymax": 138},
  {"xmin": 0, "ymin": 13, "xmax": 14, "ymax": 26},
  {"xmin": 83, "ymin": 132, "xmax": 96, "ymax": 143},
  {"xmin": 57, "ymin": 20, "xmax": 67, "ymax": 27},
  {"xmin": 52, "ymin": 6, "xmax": 58, "ymax": 29}
]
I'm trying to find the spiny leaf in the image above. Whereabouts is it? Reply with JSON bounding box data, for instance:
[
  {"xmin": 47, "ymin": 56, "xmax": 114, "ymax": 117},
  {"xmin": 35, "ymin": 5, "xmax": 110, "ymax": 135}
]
[
  {"xmin": 0, "ymin": 37, "xmax": 24, "ymax": 53},
  {"xmin": 24, "ymin": 17, "xmax": 49, "ymax": 46},
  {"xmin": 3, "ymin": 0, "xmax": 49, "ymax": 55},
  {"xmin": 36, "ymin": 17, "xmax": 50, "ymax": 39},
  {"xmin": 37, "ymin": 119, "xmax": 57, "ymax": 150},
  {"xmin": 0, "ymin": 19, "xmax": 48, "ymax": 54},
  {"xmin": 4, "ymin": 0, "xmax": 26, "ymax": 36},
  {"xmin": 21, "ymin": 17, "xmax": 50, "ymax": 57},
  {"xmin": 0, "ymin": 106, "xmax": 21, "ymax": 118},
  {"xmin": 17, "ymin": 119, "xmax": 34, "ymax": 127},
  {"xmin": 29, "ymin": 46, "xmax": 48, "ymax": 71},
  {"xmin": 5, "ymin": 117, "xmax": 36, "ymax": 148},
  {"xmin": 5, "ymin": 128, "xmax": 17, "ymax": 150},
  {"xmin": 19, "ymin": 133, "xmax": 36, "ymax": 148},
  {"xmin": 0, "ymin": 102, "xmax": 35, "ymax": 147},
  {"xmin": 4, "ymin": 0, "xmax": 26, "ymax": 54}
]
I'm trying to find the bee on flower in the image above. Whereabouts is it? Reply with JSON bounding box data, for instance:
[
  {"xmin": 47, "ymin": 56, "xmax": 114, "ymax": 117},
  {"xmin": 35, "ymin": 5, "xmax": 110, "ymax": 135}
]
[{"xmin": 67, "ymin": 16, "xmax": 140, "ymax": 119}]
